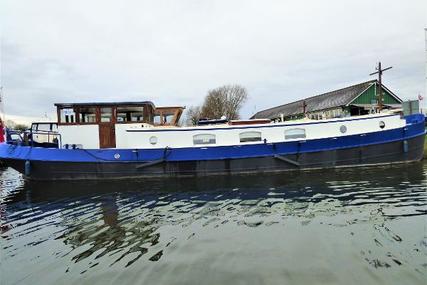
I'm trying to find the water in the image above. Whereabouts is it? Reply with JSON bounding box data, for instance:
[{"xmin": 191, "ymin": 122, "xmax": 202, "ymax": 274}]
[{"xmin": 1, "ymin": 162, "xmax": 426, "ymax": 285}]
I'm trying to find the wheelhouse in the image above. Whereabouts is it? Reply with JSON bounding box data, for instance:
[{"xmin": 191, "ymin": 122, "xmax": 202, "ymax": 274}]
[{"xmin": 55, "ymin": 101, "xmax": 185, "ymax": 149}]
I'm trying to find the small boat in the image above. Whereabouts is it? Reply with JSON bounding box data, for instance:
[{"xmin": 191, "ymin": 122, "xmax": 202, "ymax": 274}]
[{"xmin": 0, "ymin": 101, "xmax": 425, "ymax": 180}]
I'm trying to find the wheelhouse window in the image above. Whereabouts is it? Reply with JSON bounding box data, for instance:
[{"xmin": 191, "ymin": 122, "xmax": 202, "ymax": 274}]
[
  {"xmin": 60, "ymin": 108, "xmax": 76, "ymax": 124},
  {"xmin": 31, "ymin": 123, "xmax": 58, "ymax": 132},
  {"xmin": 164, "ymin": 113, "xmax": 175, "ymax": 124},
  {"xmin": 193, "ymin": 134, "xmax": 216, "ymax": 145},
  {"xmin": 285, "ymin": 128, "xmax": 306, "ymax": 140},
  {"xmin": 100, "ymin": 107, "xmax": 113, "ymax": 122},
  {"xmin": 153, "ymin": 115, "xmax": 161, "ymax": 124},
  {"xmin": 79, "ymin": 107, "xmax": 97, "ymax": 123},
  {"xmin": 117, "ymin": 107, "xmax": 145, "ymax": 123},
  {"xmin": 239, "ymin": 131, "xmax": 262, "ymax": 142}
]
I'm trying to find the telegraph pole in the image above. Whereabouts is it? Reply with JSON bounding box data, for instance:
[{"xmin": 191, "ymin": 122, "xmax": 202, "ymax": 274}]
[
  {"xmin": 302, "ymin": 100, "xmax": 307, "ymax": 115},
  {"xmin": 369, "ymin": 61, "xmax": 392, "ymax": 111}
]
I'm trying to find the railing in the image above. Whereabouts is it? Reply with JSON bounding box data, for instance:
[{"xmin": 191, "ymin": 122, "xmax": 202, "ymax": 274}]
[
  {"xmin": 6, "ymin": 129, "xmax": 62, "ymax": 148},
  {"xmin": 28, "ymin": 130, "xmax": 62, "ymax": 148}
]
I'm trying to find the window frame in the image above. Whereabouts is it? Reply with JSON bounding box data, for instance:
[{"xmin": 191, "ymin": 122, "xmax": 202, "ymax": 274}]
[
  {"xmin": 193, "ymin": 134, "xmax": 217, "ymax": 145},
  {"xmin": 239, "ymin": 131, "xmax": 262, "ymax": 143},
  {"xmin": 284, "ymin": 128, "xmax": 306, "ymax": 140}
]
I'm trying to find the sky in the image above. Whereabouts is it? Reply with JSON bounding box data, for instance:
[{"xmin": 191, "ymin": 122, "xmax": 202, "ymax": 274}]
[{"xmin": 1, "ymin": 0, "xmax": 426, "ymax": 124}]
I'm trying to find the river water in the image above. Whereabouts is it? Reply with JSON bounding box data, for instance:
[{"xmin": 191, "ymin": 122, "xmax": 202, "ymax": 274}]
[{"xmin": 0, "ymin": 162, "xmax": 426, "ymax": 285}]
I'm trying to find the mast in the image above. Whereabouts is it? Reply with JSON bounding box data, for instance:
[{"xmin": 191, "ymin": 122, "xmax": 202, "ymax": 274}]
[{"xmin": 369, "ymin": 61, "xmax": 392, "ymax": 111}]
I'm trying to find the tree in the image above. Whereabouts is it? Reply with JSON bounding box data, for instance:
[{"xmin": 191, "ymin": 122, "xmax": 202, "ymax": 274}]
[
  {"xmin": 4, "ymin": 120, "xmax": 29, "ymax": 131},
  {"xmin": 186, "ymin": 84, "xmax": 248, "ymax": 125},
  {"xmin": 186, "ymin": 106, "xmax": 202, "ymax": 126},
  {"xmin": 201, "ymin": 84, "xmax": 248, "ymax": 120},
  {"xmin": 14, "ymin": 124, "xmax": 29, "ymax": 131}
]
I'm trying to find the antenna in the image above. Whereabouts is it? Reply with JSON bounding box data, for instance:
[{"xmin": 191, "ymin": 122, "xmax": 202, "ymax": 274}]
[{"xmin": 369, "ymin": 61, "xmax": 392, "ymax": 111}]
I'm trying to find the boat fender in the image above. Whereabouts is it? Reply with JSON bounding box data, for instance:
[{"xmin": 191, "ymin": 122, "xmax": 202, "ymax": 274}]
[
  {"xmin": 403, "ymin": 140, "xmax": 408, "ymax": 153},
  {"xmin": 25, "ymin": 160, "xmax": 31, "ymax": 177}
]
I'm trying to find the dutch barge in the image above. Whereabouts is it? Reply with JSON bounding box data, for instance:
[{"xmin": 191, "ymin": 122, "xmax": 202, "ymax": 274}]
[{"xmin": 0, "ymin": 101, "xmax": 425, "ymax": 180}]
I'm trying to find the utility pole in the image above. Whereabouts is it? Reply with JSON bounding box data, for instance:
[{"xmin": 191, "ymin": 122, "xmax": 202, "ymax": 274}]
[
  {"xmin": 302, "ymin": 100, "xmax": 307, "ymax": 116},
  {"xmin": 369, "ymin": 61, "xmax": 392, "ymax": 112}
]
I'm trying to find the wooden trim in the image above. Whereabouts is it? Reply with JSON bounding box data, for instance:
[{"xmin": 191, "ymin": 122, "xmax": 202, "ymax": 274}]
[
  {"xmin": 56, "ymin": 107, "xmax": 61, "ymax": 124},
  {"xmin": 75, "ymin": 107, "xmax": 80, "ymax": 124}
]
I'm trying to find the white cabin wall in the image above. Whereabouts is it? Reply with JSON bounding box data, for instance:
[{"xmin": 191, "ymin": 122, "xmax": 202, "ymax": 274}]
[
  {"xmin": 58, "ymin": 125, "xmax": 100, "ymax": 149},
  {"xmin": 115, "ymin": 114, "xmax": 406, "ymax": 150}
]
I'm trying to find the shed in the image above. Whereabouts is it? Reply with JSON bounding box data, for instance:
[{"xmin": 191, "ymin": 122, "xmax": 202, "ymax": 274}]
[{"xmin": 251, "ymin": 80, "xmax": 402, "ymax": 121}]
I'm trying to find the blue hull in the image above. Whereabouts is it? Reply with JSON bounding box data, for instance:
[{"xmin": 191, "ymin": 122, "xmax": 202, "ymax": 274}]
[{"xmin": 0, "ymin": 114, "xmax": 425, "ymax": 180}]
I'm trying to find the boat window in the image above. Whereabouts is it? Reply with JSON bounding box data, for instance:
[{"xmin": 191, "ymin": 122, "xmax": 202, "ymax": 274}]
[
  {"xmin": 79, "ymin": 107, "xmax": 97, "ymax": 123},
  {"xmin": 193, "ymin": 134, "xmax": 216, "ymax": 145},
  {"xmin": 36, "ymin": 124, "xmax": 47, "ymax": 132},
  {"xmin": 60, "ymin": 108, "xmax": 76, "ymax": 124},
  {"xmin": 164, "ymin": 113, "xmax": 175, "ymax": 124},
  {"xmin": 100, "ymin": 108, "xmax": 113, "ymax": 123},
  {"xmin": 239, "ymin": 131, "xmax": 262, "ymax": 142},
  {"xmin": 117, "ymin": 107, "xmax": 144, "ymax": 123},
  {"xmin": 285, "ymin": 128, "xmax": 306, "ymax": 140},
  {"xmin": 153, "ymin": 115, "xmax": 161, "ymax": 124},
  {"xmin": 340, "ymin": 125, "xmax": 347, "ymax": 133},
  {"xmin": 149, "ymin": 136, "xmax": 158, "ymax": 145}
]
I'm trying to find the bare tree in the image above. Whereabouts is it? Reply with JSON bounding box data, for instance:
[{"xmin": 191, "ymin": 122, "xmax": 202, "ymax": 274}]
[
  {"xmin": 186, "ymin": 105, "xmax": 202, "ymax": 126},
  {"xmin": 185, "ymin": 84, "xmax": 248, "ymax": 125},
  {"xmin": 201, "ymin": 84, "xmax": 248, "ymax": 120}
]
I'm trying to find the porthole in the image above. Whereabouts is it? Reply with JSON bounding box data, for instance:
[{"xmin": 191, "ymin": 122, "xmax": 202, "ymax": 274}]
[
  {"xmin": 114, "ymin": 153, "xmax": 121, "ymax": 160},
  {"xmin": 149, "ymin": 136, "xmax": 158, "ymax": 145},
  {"xmin": 379, "ymin": 121, "xmax": 385, "ymax": 129},
  {"xmin": 340, "ymin": 125, "xmax": 347, "ymax": 133}
]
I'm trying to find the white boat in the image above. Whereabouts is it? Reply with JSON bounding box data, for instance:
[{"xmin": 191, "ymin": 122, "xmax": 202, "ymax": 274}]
[{"xmin": 0, "ymin": 101, "xmax": 425, "ymax": 180}]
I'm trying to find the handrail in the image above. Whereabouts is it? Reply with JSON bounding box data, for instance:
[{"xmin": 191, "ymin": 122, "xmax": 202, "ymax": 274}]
[{"xmin": 28, "ymin": 130, "xmax": 62, "ymax": 148}]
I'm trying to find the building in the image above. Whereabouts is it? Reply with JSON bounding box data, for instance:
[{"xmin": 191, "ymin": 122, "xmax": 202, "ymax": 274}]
[{"xmin": 251, "ymin": 80, "xmax": 402, "ymax": 121}]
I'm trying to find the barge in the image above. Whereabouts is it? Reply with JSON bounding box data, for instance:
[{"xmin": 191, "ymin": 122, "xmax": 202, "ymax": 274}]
[{"xmin": 0, "ymin": 101, "xmax": 425, "ymax": 180}]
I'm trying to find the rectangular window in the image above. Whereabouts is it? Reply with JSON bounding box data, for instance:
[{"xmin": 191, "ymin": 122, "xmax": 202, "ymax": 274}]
[
  {"xmin": 60, "ymin": 108, "xmax": 76, "ymax": 124},
  {"xmin": 239, "ymin": 131, "xmax": 262, "ymax": 142},
  {"xmin": 164, "ymin": 113, "xmax": 175, "ymax": 124},
  {"xmin": 285, "ymin": 128, "xmax": 306, "ymax": 140},
  {"xmin": 79, "ymin": 107, "xmax": 97, "ymax": 123},
  {"xmin": 117, "ymin": 107, "xmax": 144, "ymax": 123},
  {"xmin": 193, "ymin": 134, "xmax": 216, "ymax": 145},
  {"xmin": 100, "ymin": 108, "xmax": 113, "ymax": 123},
  {"xmin": 153, "ymin": 115, "xmax": 161, "ymax": 124}
]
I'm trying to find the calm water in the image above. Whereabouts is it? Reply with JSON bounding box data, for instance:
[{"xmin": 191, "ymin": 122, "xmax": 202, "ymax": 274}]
[{"xmin": 0, "ymin": 163, "xmax": 426, "ymax": 285}]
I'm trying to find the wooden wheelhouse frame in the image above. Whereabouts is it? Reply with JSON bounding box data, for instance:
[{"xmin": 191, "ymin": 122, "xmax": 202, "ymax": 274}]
[{"xmin": 54, "ymin": 101, "xmax": 185, "ymax": 148}]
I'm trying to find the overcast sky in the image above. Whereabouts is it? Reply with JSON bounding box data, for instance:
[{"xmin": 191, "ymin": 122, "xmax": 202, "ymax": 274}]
[{"xmin": 1, "ymin": 0, "xmax": 426, "ymax": 124}]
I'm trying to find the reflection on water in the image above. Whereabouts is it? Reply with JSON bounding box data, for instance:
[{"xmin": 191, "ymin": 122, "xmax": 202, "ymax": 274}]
[{"xmin": 1, "ymin": 162, "xmax": 426, "ymax": 285}]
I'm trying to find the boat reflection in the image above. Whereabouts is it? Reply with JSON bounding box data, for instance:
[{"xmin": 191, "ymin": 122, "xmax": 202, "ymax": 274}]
[{"xmin": 1, "ymin": 162, "xmax": 426, "ymax": 272}]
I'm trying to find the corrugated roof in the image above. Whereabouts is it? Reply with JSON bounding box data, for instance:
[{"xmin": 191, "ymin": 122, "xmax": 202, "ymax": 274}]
[{"xmin": 251, "ymin": 80, "xmax": 383, "ymax": 119}]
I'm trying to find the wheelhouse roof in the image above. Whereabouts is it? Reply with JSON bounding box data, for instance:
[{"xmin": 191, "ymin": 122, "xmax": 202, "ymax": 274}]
[{"xmin": 54, "ymin": 101, "xmax": 156, "ymax": 108}]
